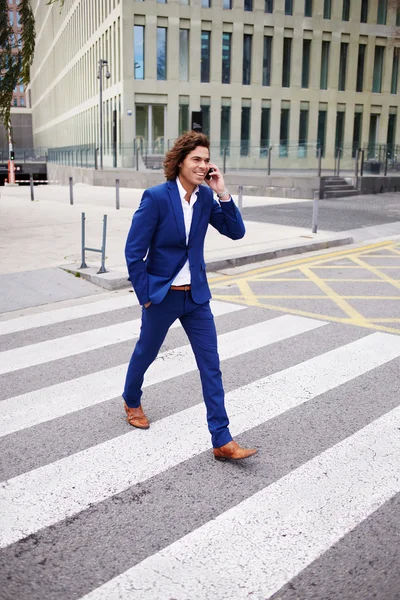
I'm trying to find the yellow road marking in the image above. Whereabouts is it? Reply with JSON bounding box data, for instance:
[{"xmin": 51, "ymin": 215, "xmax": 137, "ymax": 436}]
[
  {"xmin": 350, "ymin": 255, "xmax": 400, "ymax": 291},
  {"xmin": 209, "ymin": 241, "xmax": 392, "ymax": 284},
  {"xmin": 300, "ymin": 266, "xmax": 368, "ymax": 323}
]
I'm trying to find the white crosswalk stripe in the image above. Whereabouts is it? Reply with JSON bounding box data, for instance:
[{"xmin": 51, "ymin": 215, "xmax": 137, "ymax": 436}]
[
  {"xmin": 1, "ymin": 296, "xmax": 400, "ymax": 600},
  {"xmin": 0, "ymin": 300, "xmax": 244, "ymax": 375}
]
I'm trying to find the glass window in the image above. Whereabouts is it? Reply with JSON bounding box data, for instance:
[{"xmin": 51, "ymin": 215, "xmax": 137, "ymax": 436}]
[
  {"xmin": 19, "ymin": 84, "xmax": 24, "ymax": 92},
  {"xmin": 202, "ymin": 0, "xmax": 211, "ymax": 6},
  {"xmin": 221, "ymin": 106, "xmax": 231, "ymax": 153},
  {"xmin": 179, "ymin": 29, "xmax": 189, "ymax": 81},
  {"xmin": 397, "ymin": 7, "xmax": 400, "ymax": 26},
  {"xmin": 201, "ymin": 104, "xmax": 210, "ymax": 136},
  {"xmin": 134, "ymin": 25, "xmax": 145, "ymax": 80},
  {"xmin": 13, "ymin": 97, "xmax": 18, "ymax": 106},
  {"xmin": 265, "ymin": 0, "xmax": 273, "ymax": 13},
  {"xmin": 240, "ymin": 106, "xmax": 251, "ymax": 156},
  {"xmin": 242, "ymin": 34, "xmax": 252, "ymax": 85},
  {"xmin": 282, "ymin": 37, "xmax": 292, "ymax": 88},
  {"xmin": 285, "ymin": 0, "xmax": 293, "ymax": 15},
  {"xmin": 280, "ymin": 108, "xmax": 290, "ymax": 157},
  {"xmin": 368, "ymin": 114, "xmax": 379, "ymax": 158},
  {"xmin": 157, "ymin": 0, "xmax": 167, "ymax": 3},
  {"xmin": 260, "ymin": 107, "xmax": 270, "ymax": 156},
  {"xmin": 317, "ymin": 110, "xmax": 327, "ymax": 157},
  {"xmin": 320, "ymin": 40, "xmax": 330, "ymax": 90},
  {"xmin": 338, "ymin": 42, "xmax": 348, "ymax": 91},
  {"xmin": 20, "ymin": 97, "xmax": 24, "ymax": 106},
  {"xmin": 201, "ymin": 31, "xmax": 211, "ymax": 83},
  {"xmin": 377, "ymin": 0, "xmax": 387, "ymax": 25},
  {"xmin": 244, "ymin": 0, "xmax": 252, "ymax": 10},
  {"xmin": 335, "ymin": 111, "xmax": 345, "ymax": 154},
  {"xmin": 323, "ymin": 0, "xmax": 331, "ymax": 19},
  {"xmin": 222, "ymin": 32, "xmax": 232, "ymax": 84},
  {"xmin": 262, "ymin": 36, "xmax": 272, "ymax": 86},
  {"xmin": 372, "ymin": 45, "xmax": 385, "ymax": 93},
  {"xmin": 8, "ymin": 11, "xmax": 14, "ymax": 25},
  {"xmin": 223, "ymin": 0, "xmax": 232, "ymax": 8},
  {"xmin": 360, "ymin": 0, "xmax": 368, "ymax": 22},
  {"xmin": 302, "ymin": 39, "xmax": 311, "ymax": 88},
  {"xmin": 157, "ymin": 27, "xmax": 167, "ymax": 80},
  {"xmin": 305, "ymin": 0, "xmax": 312, "ymax": 17},
  {"xmin": 356, "ymin": 44, "xmax": 366, "ymax": 92},
  {"xmin": 298, "ymin": 109, "xmax": 309, "ymax": 157},
  {"xmin": 16, "ymin": 11, "xmax": 20, "ymax": 25},
  {"xmin": 352, "ymin": 112, "xmax": 362, "ymax": 157},
  {"xmin": 342, "ymin": 0, "xmax": 350, "ymax": 21},
  {"xmin": 391, "ymin": 51, "xmax": 399, "ymax": 94},
  {"xmin": 387, "ymin": 113, "xmax": 396, "ymax": 153},
  {"xmin": 179, "ymin": 104, "xmax": 189, "ymax": 135},
  {"xmin": 284, "ymin": 0, "xmax": 293, "ymax": 15}
]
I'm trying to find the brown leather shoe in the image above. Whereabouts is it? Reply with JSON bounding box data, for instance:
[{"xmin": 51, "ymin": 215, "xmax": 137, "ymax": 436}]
[
  {"xmin": 213, "ymin": 440, "xmax": 257, "ymax": 461},
  {"xmin": 124, "ymin": 403, "xmax": 150, "ymax": 429}
]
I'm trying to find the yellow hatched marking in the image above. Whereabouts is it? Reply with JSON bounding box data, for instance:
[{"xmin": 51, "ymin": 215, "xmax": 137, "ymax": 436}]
[
  {"xmin": 301, "ymin": 266, "xmax": 368, "ymax": 323},
  {"xmin": 209, "ymin": 242, "xmax": 393, "ymax": 285},
  {"xmin": 369, "ymin": 318, "xmax": 400, "ymax": 323},
  {"xmin": 350, "ymin": 255, "xmax": 400, "ymax": 291}
]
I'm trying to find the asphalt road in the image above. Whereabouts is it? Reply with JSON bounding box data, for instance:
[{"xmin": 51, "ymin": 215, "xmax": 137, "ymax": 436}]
[
  {"xmin": 1, "ymin": 244, "xmax": 400, "ymax": 600},
  {"xmin": 242, "ymin": 193, "xmax": 400, "ymax": 231}
]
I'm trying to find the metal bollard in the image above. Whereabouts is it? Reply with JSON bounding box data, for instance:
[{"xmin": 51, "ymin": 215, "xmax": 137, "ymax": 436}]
[
  {"xmin": 312, "ymin": 190, "xmax": 319, "ymax": 234},
  {"xmin": 223, "ymin": 147, "xmax": 227, "ymax": 174},
  {"xmin": 98, "ymin": 215, "xmax": 108, "ymax": 274},
  {"xmin": 136, "ymin": 147, "xmax": 139, "ymax": 171},
  {"xmin": 267, "ymin": 147, "xmax": 272, "ymax": 176},
  {"xmin": 30, "ymin": 174, "xmax": 34, "ymax": 201},
  {"xmin": 69, "ymin": 176, "xmax": 74, "ymax": 205},
  {"xmin": 116, "ymin": 178, "xmax": 120, "ymax": 210},
  {"xmin": 237, "ymin": 185, "xmax": 243, "ymax": 210},
  {"xmin": 80, "ymin": 212, "xmax": 88, "ymax": 268},
  {"xmin": 355, "ymin": 148, "xmax": 360, "ymax": 178}
]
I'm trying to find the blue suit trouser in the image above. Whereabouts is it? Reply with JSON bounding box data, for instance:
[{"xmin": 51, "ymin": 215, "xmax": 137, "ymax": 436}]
[{"xmin": 123, "ymin": 289, "xmax": 233, "ymax": 448}]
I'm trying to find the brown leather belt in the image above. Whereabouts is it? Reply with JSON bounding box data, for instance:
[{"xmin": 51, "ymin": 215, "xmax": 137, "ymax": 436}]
[{"xmin": 170, "ymin": 285, "xmax": 191, "ymax": 291}]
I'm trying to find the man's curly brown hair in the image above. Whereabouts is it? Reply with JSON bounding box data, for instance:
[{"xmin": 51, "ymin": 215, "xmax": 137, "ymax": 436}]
[{"xmin": 164, "ymin": 132, "xmax": 210, "ymax": 180}]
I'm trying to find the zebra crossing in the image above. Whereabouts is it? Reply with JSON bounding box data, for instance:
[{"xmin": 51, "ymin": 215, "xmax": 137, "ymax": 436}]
[{"xmin": 1, "ymin": 290, "xmax": 400, "ymax": 600}]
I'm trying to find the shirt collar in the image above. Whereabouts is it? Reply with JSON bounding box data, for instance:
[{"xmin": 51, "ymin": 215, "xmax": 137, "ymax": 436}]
[{"xmin": 176, "ymin": 176, "xmax": 199, "ymax": 203}]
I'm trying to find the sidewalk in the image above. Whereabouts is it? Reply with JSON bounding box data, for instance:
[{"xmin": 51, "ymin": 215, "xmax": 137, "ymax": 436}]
[{"xmin": 0, "ymin": 183, "xmax": 353, "ymax": 312}]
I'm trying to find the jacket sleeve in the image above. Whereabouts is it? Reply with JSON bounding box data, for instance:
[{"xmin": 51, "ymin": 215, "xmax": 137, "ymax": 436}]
[
  {"xmin": 125, "ymin": 190, "xmax": 159, "ymax": 305},
  {"xmin": 209, "ymin": 193, "xmax": 246, "ymax": 240}
]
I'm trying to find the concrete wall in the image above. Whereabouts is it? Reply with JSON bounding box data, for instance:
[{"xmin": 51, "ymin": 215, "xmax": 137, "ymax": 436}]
[{"xmin": 47, "ymin": 164, "xmax": 320, "ymax": 198}]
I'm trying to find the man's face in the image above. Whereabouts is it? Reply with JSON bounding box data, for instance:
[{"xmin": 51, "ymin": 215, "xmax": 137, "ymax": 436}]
[{"xmin": 179, "ymin": 146, "xmax": 210, "ymax": 188}]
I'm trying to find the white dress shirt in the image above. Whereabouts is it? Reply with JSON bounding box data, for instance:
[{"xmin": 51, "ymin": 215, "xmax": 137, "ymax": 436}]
[{"xmin": 171, "ymin": 177, "xmax": 199, "ymax": 286}]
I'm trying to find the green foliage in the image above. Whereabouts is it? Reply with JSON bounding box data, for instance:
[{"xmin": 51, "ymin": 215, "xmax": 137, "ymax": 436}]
[{"xmin": 0, "ymin": 0, "xmax": 63, "ymax": 133}]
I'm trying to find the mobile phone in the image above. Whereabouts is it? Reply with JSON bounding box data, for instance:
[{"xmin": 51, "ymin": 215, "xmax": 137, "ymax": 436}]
[{"xmin": 205, "ymin": 168, "xmax": 215, "ymax": 180}]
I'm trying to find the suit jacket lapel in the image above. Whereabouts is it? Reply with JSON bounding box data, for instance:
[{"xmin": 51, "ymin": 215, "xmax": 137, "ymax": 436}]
[
  {"xmin": 167, "ymin": 181, "xmax": 186, "ymax": 245},
  {"xmin": 188, "ymin": 189, "xmax": 203, "ymax": 243}
]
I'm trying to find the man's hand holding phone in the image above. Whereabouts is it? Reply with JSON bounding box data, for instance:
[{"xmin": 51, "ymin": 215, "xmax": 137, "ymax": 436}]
[{"xmin": 204, "ymin": 164, "xmax": 231, "ymax": 201}]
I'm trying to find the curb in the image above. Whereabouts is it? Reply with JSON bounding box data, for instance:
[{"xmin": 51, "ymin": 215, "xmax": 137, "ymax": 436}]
[{"xmin": 61, "ymin": 235, "xmax": 353, "ymax": 291}]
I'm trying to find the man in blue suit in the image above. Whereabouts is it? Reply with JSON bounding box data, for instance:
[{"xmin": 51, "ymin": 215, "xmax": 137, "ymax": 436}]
[{"xmin": 123, "ymin": 132, "xmax": 257, "ymax": 461}]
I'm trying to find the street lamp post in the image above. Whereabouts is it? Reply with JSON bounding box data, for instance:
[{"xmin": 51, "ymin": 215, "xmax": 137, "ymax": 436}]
[{"xmin": 97, "ymin": 59, "xmax": 111, "ymax": 170}]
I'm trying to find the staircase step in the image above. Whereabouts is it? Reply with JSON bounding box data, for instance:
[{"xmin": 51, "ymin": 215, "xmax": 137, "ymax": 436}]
[
  {"xmin": 324, "ymin": 185, "xmax": 356, "ymax": 192},
  {"xmin": 324, "ymin": 189, "xmax": 359, "ymax": 199}
]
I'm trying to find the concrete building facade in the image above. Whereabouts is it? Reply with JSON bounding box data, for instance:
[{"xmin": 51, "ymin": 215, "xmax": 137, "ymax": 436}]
[{"xmin": 30, "ymin": 0, "xmax": 400, "ymax": 170}]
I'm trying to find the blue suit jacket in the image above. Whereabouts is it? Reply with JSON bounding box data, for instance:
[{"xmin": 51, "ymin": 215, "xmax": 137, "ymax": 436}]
[{"xmin": 125, "ymin": 180, "xmax": 245, "ymax": 305}]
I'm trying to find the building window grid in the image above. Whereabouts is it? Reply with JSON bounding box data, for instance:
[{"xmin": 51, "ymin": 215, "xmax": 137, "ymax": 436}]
[
  {"xmin": 284, "ymin": 0, "xmax": 293, "ymax": 15},
  {"xmin": 222, "ymin": 32, "xmax": 232, "ymax": 84},
  {"xmin": 391, "ymin": 51, "xmax": 399, "ymax": 94},
  {"xmin": 179, "ymin": 29, "xmax": 189, "ymax": 82},
  {"xmin": 280, "ymin": 108, "xmax": 290, "ymax": 156},
  {"xmin": 262, "ymin": 36, "xmax": 272, "ymax": 86},
  {"xmin": 320, "ymin": 41, "xmax": 330, "ymax": 90},
  {"xmin": 338, "ymin": 42, "xmax": 348, "ymax": 91},
  {"xmin": 302, "ymin": 39, "xmax": 311, "ymax": 88},
  {"xmin": 356, "ymin": 44, "xmax": 366, "ymax": 92},
  {"xmin": 317, "ymin": 110, "xmax": 327, "ymax": 157},
  {"xmin": 157, "ymin": 27, "xmax": 167, "ymax": 81},
  {"xmin": 260, "ymin": 107, "xmax": 271, "ymax": 156},
  {"xmin": 335, "ymin": 111, "xmax": 345, "ymax": 155},
  {"xmin": 377, "ymin": 0, "xmax": 387, "ymax": 25},
  {"xmin": 265, "ymin": 0, "xmax": 273, "ymax": 13},
  {"xmin": 223, "ymin": 0, "xmax": 232, "ymax": 8},
  {"xmin": 242, "ymin": 34, "xmax": 252, "ymax": 85},
  {"xmin": 360, "ymin": 0, "xmax": 368, "ymax": 21},
  {"xmin": 244, "ymin": 0, "xmax": 252, "ymax": 10},
  {"xmin": 373, "ymin": 45, "xmax": 385, "ymax": 93},
  {"xmin": 342, "ymin": 0, "xmax": 350, "ymax": 21},
  {"xmin": 221, "ymin": 105, "xmax": 231, "ymax": 154},
  {"xmin": 282, "ymin": 37, "xmax": 292, "ymax": 88},
  {"xmin": 240, "ymin": 106, "xmax": 251, "ymax": 156},
  {"xmin": 323, "ymin": 0, "xmax": 331, "ymax": 19},
  {"xmin": 201, "ymin": 31, "xmax": 211, "ymax": 83},
  {"xmin": 298, "ymin": 109, "xmax": 309, "ymax": 157},
  {"xmin": 305, "ymin": 0, "xmax": 312, "ymax": 17}
]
